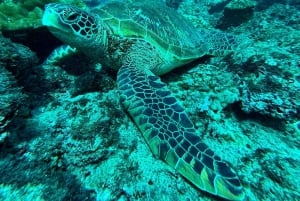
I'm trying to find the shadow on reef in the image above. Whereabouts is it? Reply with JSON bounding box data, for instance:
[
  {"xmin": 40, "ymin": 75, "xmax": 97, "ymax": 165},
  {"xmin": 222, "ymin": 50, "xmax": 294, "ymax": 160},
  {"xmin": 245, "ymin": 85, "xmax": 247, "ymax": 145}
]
[
  {"xmin": 225, "ymin": 102, "xmax": 286, "ymax": 131},
  {"xmin": 0, "ymin": 145, "xmax": 96, "ymax": 201},
  {"xmin": 1, "ymin": 28, "xmax": 62, "ymax": 95},
  {"xmin": 255, "ymin": 0, "xmax": 291, "ymax": 11},
  {"xmin": 2, "ymin": 27, "xmax": 62, "ymax": 61}
]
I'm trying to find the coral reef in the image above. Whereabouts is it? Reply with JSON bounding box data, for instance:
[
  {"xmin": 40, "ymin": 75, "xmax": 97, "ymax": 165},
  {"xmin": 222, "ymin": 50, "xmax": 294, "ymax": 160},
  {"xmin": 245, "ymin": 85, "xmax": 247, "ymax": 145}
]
[{"xmin": 0, "ymin": 1, "xmax": 299, "ymax": 201}]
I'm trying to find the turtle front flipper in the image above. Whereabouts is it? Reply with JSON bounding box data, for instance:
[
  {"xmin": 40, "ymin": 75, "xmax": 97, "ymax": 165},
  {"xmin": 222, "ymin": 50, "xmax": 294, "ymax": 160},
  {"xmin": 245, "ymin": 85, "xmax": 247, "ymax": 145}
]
[
  {"xmin": 44, "ymin": 45, "xmax": 77, "ymax": 65},
  {"xmin": 117, "ymin": 64, "xmax": 245, "ymax": 201}
]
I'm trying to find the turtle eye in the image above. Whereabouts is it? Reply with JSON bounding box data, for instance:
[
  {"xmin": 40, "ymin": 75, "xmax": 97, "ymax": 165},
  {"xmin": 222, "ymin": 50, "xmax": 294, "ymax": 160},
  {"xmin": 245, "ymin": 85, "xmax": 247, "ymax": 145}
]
[{"xmin": 66, "ymin": 12, "xmax": 79, "ymax": 21}]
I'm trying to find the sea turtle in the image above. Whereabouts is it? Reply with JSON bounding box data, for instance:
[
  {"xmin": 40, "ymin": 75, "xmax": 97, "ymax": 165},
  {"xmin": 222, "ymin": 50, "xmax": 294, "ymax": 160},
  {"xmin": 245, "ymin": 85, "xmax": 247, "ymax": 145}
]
[{"xmin": 42, "ymin": 1, "xmax": 245, "ymax": 200}]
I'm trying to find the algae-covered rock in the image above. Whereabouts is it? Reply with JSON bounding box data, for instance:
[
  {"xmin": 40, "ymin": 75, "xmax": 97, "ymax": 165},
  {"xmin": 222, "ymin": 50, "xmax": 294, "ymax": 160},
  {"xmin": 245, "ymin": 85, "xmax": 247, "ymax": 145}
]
[
  {"xmin": 0, "ymin": 0, "xmax": 85, "ymax": 30},
  {"xmin": 0, "ymin": 66, "xmax": 21, "ymax": 143}
]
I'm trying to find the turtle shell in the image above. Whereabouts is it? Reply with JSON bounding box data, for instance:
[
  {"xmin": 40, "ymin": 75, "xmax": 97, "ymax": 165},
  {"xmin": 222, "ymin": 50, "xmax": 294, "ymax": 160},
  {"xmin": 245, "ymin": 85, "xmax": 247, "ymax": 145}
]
[{"xmin": 91, "ymin": 1, "xmax": 207, "ymax": 60}]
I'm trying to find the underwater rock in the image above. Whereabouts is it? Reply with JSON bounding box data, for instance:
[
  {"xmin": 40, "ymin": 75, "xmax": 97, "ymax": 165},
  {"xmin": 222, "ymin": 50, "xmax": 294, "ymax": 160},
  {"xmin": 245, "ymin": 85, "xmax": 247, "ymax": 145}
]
[
  {"xmin": 217, "ymin": 0, "xmax": 256, "ymax": 29},
  {"xmin": 0, "ymin": 65, "xmax": 24, "ymax": 143},
  {"xmin": 0, "ymin": 34, "xmax": 37, "ymax": 143},
  {"xmin": 240, "ymin": 89, "xmax": 298, "ymax": 120},
  {"xmin": 0, "ymin": 35, "xmax": 33, "ymax": 143},
  {"xmin": 0, "ymin": 34, "xmax": 38, "ymax": 77}
]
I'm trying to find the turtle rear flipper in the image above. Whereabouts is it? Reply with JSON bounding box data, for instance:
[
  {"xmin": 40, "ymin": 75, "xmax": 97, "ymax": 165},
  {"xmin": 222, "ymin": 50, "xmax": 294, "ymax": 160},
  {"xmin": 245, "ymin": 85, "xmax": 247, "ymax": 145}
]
[{"xmin": 117, "ymin": 62, "xmax": 245, "ymax": 201}]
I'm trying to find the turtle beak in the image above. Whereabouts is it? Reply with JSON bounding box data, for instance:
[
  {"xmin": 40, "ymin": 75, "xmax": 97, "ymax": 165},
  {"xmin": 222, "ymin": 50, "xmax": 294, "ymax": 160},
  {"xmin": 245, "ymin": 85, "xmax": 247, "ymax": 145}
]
[
  {"xmin": 42, "ymin": 4, "xmax": 61, "ymax": 30},
  {"xmin": 42, "ymin": 4, "xmax": 58, "ymax": 27}
]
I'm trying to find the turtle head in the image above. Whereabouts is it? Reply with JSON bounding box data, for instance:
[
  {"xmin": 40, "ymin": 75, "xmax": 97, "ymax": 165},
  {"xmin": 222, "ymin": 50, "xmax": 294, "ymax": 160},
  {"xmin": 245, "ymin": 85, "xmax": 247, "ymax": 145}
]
[{"xmin": 43, "ymin": 3, "xmax": 107, "ymax": 58}]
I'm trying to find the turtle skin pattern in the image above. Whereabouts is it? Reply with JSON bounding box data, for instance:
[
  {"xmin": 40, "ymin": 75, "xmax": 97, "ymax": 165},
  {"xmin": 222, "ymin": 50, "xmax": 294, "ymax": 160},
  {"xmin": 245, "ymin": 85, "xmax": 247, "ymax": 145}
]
[{"xmin": 117, "ymin": 61, "xmax": 245, "ymax": 200}]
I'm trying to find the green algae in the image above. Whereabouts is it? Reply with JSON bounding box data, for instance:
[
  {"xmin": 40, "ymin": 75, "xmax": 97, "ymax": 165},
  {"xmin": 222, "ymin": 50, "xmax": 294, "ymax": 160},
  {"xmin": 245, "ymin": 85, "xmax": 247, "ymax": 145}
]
[{"xmin": 0, "ymin": 0, "xmax": 85, "ymax": 30}]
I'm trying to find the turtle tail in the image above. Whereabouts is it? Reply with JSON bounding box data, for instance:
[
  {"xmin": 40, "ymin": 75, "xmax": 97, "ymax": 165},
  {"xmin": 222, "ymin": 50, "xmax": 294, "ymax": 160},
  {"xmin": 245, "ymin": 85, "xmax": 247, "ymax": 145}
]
[{"xmin": 117, "ymin": 63, "xmax": 245, "ymax": 201}]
